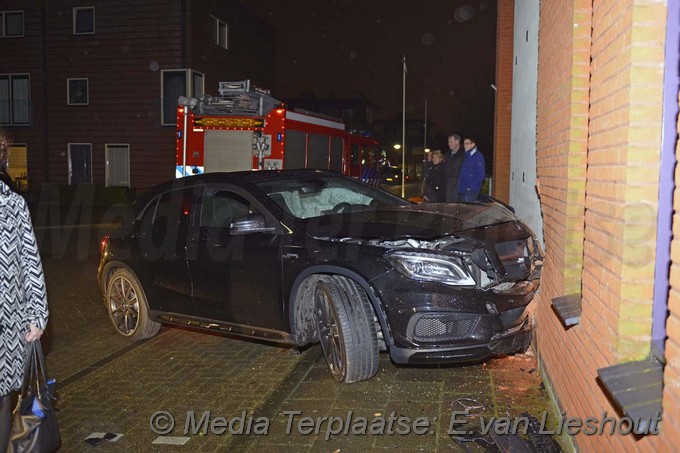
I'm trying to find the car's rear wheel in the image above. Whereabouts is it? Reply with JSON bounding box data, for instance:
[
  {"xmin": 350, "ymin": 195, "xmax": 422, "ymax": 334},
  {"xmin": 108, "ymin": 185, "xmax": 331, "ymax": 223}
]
[
  {"xmin": 106, "ymin": 268, "xmax": 161, "ymax": 341},
  {"xmin": 313, "ymin": 275, "xmax": 379, "ymax": 383}
]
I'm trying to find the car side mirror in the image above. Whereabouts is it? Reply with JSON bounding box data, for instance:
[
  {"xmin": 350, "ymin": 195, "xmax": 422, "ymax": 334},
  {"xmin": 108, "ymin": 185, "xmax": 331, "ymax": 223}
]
[{"xmin": 230, "ymin": 213, "xmax": 277, "ymax": 235}]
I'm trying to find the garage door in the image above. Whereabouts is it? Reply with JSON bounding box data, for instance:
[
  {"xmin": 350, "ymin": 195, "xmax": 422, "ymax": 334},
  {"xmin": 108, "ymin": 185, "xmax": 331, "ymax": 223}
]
[{"xmin": 204, "ymin": 130, "xmax": 254, "ymax": 172}]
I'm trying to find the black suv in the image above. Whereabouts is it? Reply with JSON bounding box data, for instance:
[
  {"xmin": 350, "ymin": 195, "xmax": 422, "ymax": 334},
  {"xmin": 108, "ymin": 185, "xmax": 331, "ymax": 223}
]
[{"xmin": 98, "ymin": 170, "xmax": 542, "ymax": 383}]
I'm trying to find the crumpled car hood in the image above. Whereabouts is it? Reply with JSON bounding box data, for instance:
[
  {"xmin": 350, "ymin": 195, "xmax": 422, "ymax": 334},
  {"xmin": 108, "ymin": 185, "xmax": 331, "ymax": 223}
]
[{"xmin": 304, "ymin": 203, "xmax": 534, "ymax": 242}]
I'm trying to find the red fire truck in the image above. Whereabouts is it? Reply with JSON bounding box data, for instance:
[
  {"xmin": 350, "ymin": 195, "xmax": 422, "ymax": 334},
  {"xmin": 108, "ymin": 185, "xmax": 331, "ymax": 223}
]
[{"xmin": 175, "ymin": 80, "xmax": 383, "ymax": 179}]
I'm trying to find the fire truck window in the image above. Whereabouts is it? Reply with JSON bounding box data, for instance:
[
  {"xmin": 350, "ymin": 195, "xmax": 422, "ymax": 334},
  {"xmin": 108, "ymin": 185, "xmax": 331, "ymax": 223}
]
[{"xmin": 201, "ymin": 191, "xmax": 253, "ymax": 228}]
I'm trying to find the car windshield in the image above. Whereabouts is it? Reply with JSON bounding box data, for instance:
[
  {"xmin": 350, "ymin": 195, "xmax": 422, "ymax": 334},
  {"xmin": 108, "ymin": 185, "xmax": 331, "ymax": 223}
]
[{"xmin": 255, "ymin": 174, "xmax": 411, "ymax": 219}]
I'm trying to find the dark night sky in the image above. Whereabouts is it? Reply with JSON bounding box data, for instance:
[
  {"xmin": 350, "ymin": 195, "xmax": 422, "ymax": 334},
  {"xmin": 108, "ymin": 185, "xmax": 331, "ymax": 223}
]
[{"xmin": 241, "ymin": 0, "xmax": 497, "ymax": 150}]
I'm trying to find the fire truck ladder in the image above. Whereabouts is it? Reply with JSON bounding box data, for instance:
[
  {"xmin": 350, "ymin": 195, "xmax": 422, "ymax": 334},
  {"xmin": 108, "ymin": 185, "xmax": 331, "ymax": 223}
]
[{"xmin": 192, "ymin": 80, "xmax": 281, "ymax": 117}]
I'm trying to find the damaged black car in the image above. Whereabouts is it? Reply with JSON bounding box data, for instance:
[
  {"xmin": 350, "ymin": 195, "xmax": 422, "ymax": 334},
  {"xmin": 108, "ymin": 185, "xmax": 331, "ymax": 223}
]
[{"xmin": 98, "ymin": 170, "xmax": 542, "ymax": 383}]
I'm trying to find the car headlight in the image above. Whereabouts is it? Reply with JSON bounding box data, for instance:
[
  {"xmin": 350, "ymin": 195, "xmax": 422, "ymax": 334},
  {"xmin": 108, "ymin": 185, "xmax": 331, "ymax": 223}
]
[{"xmin": 385, "ymin": 251, "xmax": 476, "ymax": 286}]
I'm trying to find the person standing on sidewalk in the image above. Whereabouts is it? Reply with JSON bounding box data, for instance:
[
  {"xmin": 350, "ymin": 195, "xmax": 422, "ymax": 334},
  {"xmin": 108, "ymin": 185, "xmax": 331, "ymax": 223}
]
[
  {"xmin": 444, "ymin": 133, "xmax": 465, "ymax": 202},
  {"xmin": 457, "ymin": 137, "xmax": 486, "ymax": 202},
  {"xmin": 0, "ymin": 130, "xmax": 49, "ymax": 450},
  {"xmin": 422, "ymin": 150, "xmax": 446, "ymax": 202}
]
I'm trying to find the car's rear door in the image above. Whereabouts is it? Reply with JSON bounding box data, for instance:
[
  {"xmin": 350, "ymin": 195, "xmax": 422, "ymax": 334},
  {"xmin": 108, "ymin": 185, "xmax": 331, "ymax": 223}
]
[
  {"xmin": 186, "ymin": 184, "xmax": 286, "ymax": 329},
  {"xmin": 136, "ymin": 184, "xmax": 200, "ymax": 314}
]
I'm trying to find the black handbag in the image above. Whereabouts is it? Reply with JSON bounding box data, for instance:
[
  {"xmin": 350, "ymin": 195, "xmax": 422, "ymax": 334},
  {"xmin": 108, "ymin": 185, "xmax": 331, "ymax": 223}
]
[{"xmin": 8, "ymin": 340, "xmax": 61, "ymax": 453}]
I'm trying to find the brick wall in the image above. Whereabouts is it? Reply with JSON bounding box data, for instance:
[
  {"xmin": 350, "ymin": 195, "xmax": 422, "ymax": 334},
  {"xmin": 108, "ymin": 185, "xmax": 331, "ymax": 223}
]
[
  {"xmin": 665, "ymin": 90, "xmax": 680, "ymax": 446},
  {"xmin": 492, "ymin": 0, "xmax": 514, "ymax": 203},
  {"xmin": 535, "ymin": 0, "xmax": 675, "ymax": 450}
]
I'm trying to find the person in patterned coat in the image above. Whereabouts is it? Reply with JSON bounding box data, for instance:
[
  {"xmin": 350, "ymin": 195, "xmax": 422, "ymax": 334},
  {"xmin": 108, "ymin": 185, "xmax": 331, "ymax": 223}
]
[{"xmin": 0, "ymin": 131, "xmax": 49, "ymax": 449}]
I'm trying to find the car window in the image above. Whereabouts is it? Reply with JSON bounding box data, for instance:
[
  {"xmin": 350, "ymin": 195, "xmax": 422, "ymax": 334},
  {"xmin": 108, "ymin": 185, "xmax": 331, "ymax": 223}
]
[
  {"xmin": 256, "ymin": 175, "xmax": 410, "ymax": 219},
  {"xmin": 200, "ymin": 190, "xmax": 256, "ymax": 228},
  {"xmin": 154, "ymin": 187, "xmax": 196, "ymax": 227}
]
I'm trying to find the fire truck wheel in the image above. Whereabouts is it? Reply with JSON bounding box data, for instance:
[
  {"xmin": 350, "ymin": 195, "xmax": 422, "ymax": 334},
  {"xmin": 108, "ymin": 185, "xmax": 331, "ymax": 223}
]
[
  {"xmin": 106, "ymin": 268, "xmax": 161, "ymax": 341},
  {"xmin": 313, "ymin": 275, "xmax": 379, "ymax": 383}
]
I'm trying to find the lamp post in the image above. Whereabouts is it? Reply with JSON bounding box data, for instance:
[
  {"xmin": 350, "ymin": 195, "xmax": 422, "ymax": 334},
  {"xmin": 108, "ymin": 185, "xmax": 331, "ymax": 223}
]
[{"xmin": 393, "ymin": 144, "xmax": 404, "ymax": 198}]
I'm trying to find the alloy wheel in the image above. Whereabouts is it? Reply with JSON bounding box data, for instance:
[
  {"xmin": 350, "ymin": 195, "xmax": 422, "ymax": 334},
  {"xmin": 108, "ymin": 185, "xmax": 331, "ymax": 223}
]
[
  {"xmin": 315, "ymin": 287, "xmax": 345, "ymax": 380},
  {"xmin": 108, "ymin": 275, "xmax": 140, "ymax": 336}
]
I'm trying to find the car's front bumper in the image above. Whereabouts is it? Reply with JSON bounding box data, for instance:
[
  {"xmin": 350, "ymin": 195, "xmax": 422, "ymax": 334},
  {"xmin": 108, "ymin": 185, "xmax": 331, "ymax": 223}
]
[
  {"xmin": 389, "ymin": 313, "xmax": 534, "ymax": 364},
  {"xmin": 370, "ymin": 270, "xmax": 538, "ymax": 365}
]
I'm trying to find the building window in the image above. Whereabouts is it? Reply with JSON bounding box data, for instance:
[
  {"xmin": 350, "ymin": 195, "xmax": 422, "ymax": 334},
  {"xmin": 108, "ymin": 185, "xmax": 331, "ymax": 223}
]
[
  {"xmin": 0, "ymin": 74, "xmax": 30, "ymax": 125},
  {"xmin": 161, "ymin": 69, "xmax": 203, "ymax": 126},
  {"xmin": 210, "ymin": 16, "xmax": 228, "ymax": 49},
  {"xmin": 105, "ymin": 144, "xmax": 130, "ymax": 187},
  {"xmin": 7, "ymin": 143, "xmax": 28, "ymax": 190},
  {"xmin": 73, "ymin": 7, "xmax": 95, "ymax": 35},
  {"xmin": 67, "ymin": 78, "xmax": 89, "ymax": 105},
  {"xmin": 1, "ymin": 11, "xmax": 24, "ymax": 37},
  {"xmin": 192, "ymin": 72, "xmax": 204, "ymax": 99}
]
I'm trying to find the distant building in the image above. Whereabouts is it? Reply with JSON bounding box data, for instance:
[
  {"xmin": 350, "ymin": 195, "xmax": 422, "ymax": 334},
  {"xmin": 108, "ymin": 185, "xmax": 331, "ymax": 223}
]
[
  {"xmin": 283, "ymin": 92, "xmax": 377, "ymax": 135},
  {"xmin": 0, "ymin": 0, "xmax": 275, "ymax": 190}
]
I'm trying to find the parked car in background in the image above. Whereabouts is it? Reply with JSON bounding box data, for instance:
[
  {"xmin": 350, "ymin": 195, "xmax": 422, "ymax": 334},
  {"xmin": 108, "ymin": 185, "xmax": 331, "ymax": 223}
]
[{"xmin": 98, "ymin": 170, "xmax": 542, "ymax": 383}]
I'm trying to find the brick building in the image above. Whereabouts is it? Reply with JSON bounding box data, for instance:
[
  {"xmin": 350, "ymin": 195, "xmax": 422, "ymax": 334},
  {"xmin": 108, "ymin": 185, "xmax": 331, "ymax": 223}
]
[
  {"xmin": 494, "ymin": 0, "xmax": 679, "ymax": 450},
  {"xmin": 0, "ymin": 0, "xmax": 275, "ymax": 190}
]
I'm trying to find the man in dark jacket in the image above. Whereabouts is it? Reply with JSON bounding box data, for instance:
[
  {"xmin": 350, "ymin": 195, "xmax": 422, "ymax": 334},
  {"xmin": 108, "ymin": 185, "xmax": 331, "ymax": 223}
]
[{"xmin": 444, "ymin": 134, "xmax": 465, "ymax": 202}]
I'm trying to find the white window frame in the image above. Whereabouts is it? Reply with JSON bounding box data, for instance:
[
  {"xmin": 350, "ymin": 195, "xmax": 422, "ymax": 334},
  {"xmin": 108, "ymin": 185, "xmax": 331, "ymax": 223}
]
[
  {"xmin": 1, "ymin": 10, "xmax": 24, "ymax": 38},
  {"xmin": 73, "ymin": 6, "xmax": 95, "ymax": 35},
  {"xmin": 67, "ymin": 143, "xmax": 93, "ymax": 184},
  {"xmin": 210, "ymin": 16, "xmax": 228, "ymax": 49},
  {"xmin": 0, "ymin": 73, "xmax": 31, "ymax": 126},
  {"xmin": 67, "ymin": 78, "xmax": 89, "ymax": 105},
  {"xmin": 160, "ymin": 69, "xmax": 204, "ymax": 126},
  {"xmin": 105, "ymin": 144, "xmax": 130, "ymax": 187}
]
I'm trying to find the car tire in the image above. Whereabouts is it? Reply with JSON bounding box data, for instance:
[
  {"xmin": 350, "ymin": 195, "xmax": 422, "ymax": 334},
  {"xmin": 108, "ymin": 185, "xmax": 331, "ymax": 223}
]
[
  {"xmin": 313, "ymin": 275, "xmax": 379, "ymax": 383},
  {"xmin": 106, "ymin": 268, "xmax": 161, "ymax": 341}
]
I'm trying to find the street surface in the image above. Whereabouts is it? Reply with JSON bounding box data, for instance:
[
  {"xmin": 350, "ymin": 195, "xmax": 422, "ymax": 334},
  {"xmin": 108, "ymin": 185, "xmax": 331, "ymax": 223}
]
[{"xmin": 29, "ymin": 194, "xmax": 558, "ymax": 452}]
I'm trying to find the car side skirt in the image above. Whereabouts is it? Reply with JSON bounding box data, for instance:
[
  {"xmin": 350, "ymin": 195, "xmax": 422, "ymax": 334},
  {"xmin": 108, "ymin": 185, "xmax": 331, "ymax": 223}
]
[{"xmin": 150, "ymin": 311, "xmax": 300, "ymax": 345}]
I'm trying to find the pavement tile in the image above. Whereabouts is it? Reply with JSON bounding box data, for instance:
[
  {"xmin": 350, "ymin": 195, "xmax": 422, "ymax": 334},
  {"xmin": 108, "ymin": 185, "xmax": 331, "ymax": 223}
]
[
  {"xmin": 290, "ymin": 380, "xmax": 344, "ymax": 401},
  {"xmin": 246, "ymin": 442, "xmax": 312, "ymax": 453},
  {"xmin": 258, "ymin": 418, "xmax": 316, "ymax": 446},
  {"xmin": 279, "ymin": 399, "xmax": 335, "ymax": 418},
  {"xmin": 311, "ymin": 431, "xmax": 378, "ymax": 451},
  {"xmin": 374, "ymin": 448, "xmax": 438, "ymax": 453},
  {"xmin": 394, "ymin": 366, "xmax": 447, "ymax": 382},
  {"xmin": 382, "ymin": 381, "xmax": 443, "ymax": 402}
]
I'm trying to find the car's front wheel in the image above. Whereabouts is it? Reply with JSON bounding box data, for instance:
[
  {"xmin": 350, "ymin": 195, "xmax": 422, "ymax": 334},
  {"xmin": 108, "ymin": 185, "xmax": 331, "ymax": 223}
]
[
  {"xmin": 313, "ymin": 275, "xmax": 379, "ymax": 383},
  {"xmin": 106, "ymin": 268, "xmax": 161, "ymax": 341}
]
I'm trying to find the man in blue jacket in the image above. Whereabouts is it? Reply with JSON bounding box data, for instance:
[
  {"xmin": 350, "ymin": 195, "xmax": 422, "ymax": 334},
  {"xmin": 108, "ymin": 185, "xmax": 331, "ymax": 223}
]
[{"xmin": 457, "ymin": 137, "xmax": 485, "ymax": 202}]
